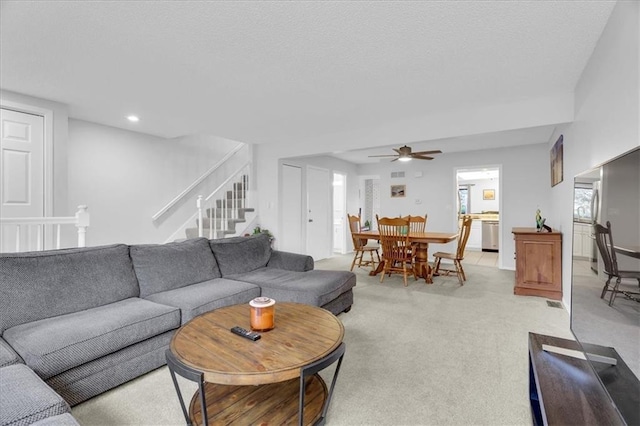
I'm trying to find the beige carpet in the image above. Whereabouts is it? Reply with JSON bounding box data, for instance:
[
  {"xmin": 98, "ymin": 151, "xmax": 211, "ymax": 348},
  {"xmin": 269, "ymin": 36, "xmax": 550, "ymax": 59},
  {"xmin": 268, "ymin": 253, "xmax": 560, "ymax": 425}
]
[{"xmin": 72, "ymin": 254, "xmax": 571, "ymax": 425}]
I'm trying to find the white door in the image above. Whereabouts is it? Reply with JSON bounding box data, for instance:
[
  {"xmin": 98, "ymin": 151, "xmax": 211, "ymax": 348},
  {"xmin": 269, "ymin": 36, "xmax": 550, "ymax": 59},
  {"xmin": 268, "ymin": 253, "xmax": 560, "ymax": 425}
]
[
  {"xmin": 306, "ymin": 166, "xmax": 331, "ymax": 260},
  {"xmin": 1, "ymin": 109, "xmax": 45, "ymax": 252},
  {"xmin": 332, "ymin": 172, "xmax": 346, "ymax": 254},
  {"xmin": 280, "ymin": 164, "xmax": 303, "ymax": 253}
]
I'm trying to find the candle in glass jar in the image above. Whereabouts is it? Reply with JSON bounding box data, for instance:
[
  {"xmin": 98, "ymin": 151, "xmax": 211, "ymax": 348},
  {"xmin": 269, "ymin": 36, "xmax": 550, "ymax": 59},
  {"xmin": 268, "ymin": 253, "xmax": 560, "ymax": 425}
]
[{"xmin": 249, "ymin": 297, "xmax": 275, "ymax": 331}]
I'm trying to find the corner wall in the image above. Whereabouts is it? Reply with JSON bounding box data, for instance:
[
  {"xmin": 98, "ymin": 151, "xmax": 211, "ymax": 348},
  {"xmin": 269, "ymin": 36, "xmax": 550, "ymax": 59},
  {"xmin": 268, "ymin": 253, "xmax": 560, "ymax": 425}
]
[
  {"xmin": 67, "ymin": 119, "xmax": 244, "ymax": 245},
  {"xmin": 551, "ymin": 0, "xmax": 640, "ymax": 311}
]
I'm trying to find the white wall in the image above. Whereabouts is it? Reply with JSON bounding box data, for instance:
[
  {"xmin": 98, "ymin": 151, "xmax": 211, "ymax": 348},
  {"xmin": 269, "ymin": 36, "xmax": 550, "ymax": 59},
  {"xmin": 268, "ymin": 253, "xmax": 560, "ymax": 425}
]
[
  {"xmin": 67, "ymin": 119, "xmax": 245, "ymax": 245},
  {"xmin": 357, "ymin": 143, "xmax": 550, "ymax": 269},
  {"xmin": 550, "ymin": 1, "xmax": 639, "ymax": 310}
]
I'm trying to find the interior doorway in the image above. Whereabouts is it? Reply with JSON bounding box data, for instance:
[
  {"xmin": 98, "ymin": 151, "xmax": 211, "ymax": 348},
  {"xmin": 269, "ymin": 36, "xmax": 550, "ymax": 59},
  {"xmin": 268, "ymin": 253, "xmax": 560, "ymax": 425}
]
[
  {"xmin": 455, "ymin": 166, "xmax": 501, "ymax": 269},
  {"xmin": 332, "ymin": 172, "xmax": 346, "ymax": 254},
  {"xmin": 359, "ymin": 176, "xmax": 380, "ymax": 231}
]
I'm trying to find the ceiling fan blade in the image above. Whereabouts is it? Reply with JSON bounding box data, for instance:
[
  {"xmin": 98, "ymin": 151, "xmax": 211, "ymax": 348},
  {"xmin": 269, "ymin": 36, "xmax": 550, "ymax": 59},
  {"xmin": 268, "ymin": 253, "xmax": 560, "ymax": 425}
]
[
  {"xmin": 411, "ymin": 155, "xmax": 434, "ymax": 160},
  {"xmin": 411, "ymin": 150, "xmax": 442, "ymax": 155},
  {"xmin": 391, "ymin": 158, "xmax": 399, "ymax": 162},
  {"xmin": 392, "ymin": 148, "xmax": 400, "ymax": 154},
  {"xmin": 368, "ymin": 154, "xmax": 399, "ymax": 158}
]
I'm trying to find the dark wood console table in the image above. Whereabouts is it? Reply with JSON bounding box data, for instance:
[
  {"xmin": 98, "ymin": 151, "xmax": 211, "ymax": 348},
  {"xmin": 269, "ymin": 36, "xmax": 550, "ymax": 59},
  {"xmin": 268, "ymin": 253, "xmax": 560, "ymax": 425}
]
[{"xmin": 528, "ymin": 333, "xmax": 639, "ymax": 425}]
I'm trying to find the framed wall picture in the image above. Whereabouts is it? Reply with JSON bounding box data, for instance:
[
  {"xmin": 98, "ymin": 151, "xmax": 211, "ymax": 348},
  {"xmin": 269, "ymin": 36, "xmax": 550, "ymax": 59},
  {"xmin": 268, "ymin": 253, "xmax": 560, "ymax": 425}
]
[
  {"xmin": 551, "ymin": 134, "xmax": 564, "ymax": 187},
  {"xmin": 483, "ymin": 189, "xmax": 495, "ymax": 200},
  {"xmin": 390, "ymin": 185, "xmax": 406, "ymax": 198}
]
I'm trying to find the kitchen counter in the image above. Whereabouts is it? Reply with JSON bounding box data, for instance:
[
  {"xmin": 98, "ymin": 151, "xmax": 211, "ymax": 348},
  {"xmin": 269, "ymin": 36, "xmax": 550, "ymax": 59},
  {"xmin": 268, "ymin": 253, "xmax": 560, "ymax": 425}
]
[{"xmin": 465, "ymin": 213, "xmax": 499, "ymax": 221}]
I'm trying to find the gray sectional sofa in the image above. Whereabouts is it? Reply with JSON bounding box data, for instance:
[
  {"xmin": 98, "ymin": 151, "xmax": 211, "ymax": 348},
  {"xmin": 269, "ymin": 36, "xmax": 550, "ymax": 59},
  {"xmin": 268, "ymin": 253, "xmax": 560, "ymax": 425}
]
[{"xmin": 0, "ymin": 234, "xmax": 356, "ymax": 426}]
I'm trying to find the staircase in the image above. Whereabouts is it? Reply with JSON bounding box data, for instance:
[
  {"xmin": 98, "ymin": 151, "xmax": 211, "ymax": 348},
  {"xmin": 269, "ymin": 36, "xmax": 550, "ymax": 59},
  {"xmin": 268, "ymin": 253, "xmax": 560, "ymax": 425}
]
[{"xmin": 186, "ymin": 175, "xmax": 256, "ymax": 239}]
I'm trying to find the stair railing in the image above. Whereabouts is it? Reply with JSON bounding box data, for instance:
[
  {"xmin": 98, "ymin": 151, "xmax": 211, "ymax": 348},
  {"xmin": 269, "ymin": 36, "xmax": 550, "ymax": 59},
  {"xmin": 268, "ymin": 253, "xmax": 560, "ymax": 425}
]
[
  {"xmin": 197, "ymin": 162, "xmax": 252, "ymax": 239},
  {"xmin": 152, "ymin": 143, "xmax": 245, "ymax": 222},
  {"xmin": 0, "ymin": 205, "xmax": 90, "ymax": 252}
]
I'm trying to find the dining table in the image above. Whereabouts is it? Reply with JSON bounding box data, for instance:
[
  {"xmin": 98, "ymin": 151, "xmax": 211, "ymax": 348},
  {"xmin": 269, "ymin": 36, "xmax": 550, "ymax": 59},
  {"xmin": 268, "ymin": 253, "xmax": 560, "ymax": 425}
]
[
  {"xmin": 351, "ymin": 230, "xmax": 458, "ymax": 284},
  {"xmin": 614, "ymin": 244, "xmax": 640, "ymax": 260}
]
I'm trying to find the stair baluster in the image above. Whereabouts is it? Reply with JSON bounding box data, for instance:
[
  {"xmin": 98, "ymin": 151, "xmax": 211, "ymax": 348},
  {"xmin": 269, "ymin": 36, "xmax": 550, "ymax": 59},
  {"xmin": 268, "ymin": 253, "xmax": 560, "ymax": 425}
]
[{"xmin": 192, "ymin": 164, "xmax": 254, "ymax": 240}]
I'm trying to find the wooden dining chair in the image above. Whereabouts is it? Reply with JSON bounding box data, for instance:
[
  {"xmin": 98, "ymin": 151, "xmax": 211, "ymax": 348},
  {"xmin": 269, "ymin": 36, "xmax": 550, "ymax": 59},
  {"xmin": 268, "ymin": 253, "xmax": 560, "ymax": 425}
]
[
  {"xmin": 376, "ymin": 215, "xmax": 417, "ymax": 286},
  {"xmin": 347, "ymin": 214, "xmax": 380, "ymax": 271},
  {"xmin": 402, "ymin": 214, "xmax": 428, "ymax": 233},
  {"xmin": 594, "ymin": 221, "xmax": 640, "ymax": 306},
  {"xmin": 401, "ymin": 214, "xmax": 428, "ymax": 264},
  {"xmin": 432, "ymin": 215, "xmax": 473, "ymax": 285}
]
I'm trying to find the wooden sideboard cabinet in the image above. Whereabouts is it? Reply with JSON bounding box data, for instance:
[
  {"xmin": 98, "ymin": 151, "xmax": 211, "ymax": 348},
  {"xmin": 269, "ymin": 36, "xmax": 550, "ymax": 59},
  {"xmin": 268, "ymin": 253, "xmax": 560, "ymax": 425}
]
[{"xmin": 512, "ymin": 228, "xmax": 562, "ymax": 300}]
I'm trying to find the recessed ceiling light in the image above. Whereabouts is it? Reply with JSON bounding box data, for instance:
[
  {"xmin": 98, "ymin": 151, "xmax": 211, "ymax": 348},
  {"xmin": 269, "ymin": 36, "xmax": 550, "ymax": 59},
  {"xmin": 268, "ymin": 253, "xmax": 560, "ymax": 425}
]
[{"xmin": 127, "ymin": 115, "xmax": 139, "ymax": 122}]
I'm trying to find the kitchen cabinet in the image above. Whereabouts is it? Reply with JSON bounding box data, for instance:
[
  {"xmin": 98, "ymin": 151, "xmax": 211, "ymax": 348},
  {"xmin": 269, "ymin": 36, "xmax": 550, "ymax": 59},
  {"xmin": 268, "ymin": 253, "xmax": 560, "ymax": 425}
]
[
  {"xmin": 572, "ymin": 222, "xmax": 592, "ymax": 258},
  {"xmin": 466, "ymin": 220, "xmax": 482, "ymax": 250},
  {"xmin": 512, "ymin": 228, "xmax": 562, "ymax": 300}
]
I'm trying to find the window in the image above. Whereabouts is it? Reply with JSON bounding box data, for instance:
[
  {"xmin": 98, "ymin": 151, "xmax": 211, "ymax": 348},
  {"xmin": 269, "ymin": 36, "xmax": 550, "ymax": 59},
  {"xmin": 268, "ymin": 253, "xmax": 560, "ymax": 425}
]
[
  {"xmin": 573, "ymin": 187, "xmax": 593, "ymax": 221},
  {"xmin": 458, "ymin": 187, "xmax": 470, "ymax": 214}
]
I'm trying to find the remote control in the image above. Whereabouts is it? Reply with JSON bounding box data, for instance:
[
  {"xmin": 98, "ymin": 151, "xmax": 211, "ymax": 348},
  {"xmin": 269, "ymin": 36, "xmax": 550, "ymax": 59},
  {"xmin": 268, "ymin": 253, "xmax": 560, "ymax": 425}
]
[{"xmin": 230, "ymin": 326, "xmax": 261, "ymax": 341}]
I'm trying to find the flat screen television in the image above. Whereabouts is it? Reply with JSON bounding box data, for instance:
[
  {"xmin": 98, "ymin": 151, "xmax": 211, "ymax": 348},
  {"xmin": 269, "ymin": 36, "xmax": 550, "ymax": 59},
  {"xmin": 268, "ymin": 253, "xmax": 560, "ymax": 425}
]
[{"xmin": 571, "ymin": 146, "xmax": 640, "ymax": 425}]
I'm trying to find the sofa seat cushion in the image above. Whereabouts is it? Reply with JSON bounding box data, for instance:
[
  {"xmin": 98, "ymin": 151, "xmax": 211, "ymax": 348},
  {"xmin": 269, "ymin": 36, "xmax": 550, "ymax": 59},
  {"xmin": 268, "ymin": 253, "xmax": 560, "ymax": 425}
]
[
  {"xmin": 3, "ymin": 298, "xmax": 180, "ymax": 379},
  {"xmin": 227, "ymin": 268, "xmax": 356, "ymax": 308},
  {"xmin": 0, "ymin": 364, "xmax": 70, "ymax": 426},
  {"xmin": 130, "ymin": 238, "xmax": 222, "ymax": 298},
  {"xmin": 145, "ymin": 278, "xmax": 261, "ymax": 324}
]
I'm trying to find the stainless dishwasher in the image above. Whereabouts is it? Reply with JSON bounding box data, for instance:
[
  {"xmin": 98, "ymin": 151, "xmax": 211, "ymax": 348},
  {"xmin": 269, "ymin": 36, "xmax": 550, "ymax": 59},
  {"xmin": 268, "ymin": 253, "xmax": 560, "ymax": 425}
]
[{"xmin": 482, "ymin": 221, "xmax": 499, "ymax": 251}]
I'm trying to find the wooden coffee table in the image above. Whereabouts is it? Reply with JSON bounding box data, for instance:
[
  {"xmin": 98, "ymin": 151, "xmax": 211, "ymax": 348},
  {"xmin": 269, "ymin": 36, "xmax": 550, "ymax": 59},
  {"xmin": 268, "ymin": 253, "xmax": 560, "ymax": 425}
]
[{"xmin": 166, "ymin": 302, "xmax": 345, "ymax": 426}]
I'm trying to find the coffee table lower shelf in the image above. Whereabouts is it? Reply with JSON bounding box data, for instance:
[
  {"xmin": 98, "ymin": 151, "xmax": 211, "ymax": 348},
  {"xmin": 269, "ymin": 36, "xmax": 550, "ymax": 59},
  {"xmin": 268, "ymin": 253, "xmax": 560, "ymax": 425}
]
[{"xmin": 189, "ymin": 375, "xmax": 327, "ymax": 426}]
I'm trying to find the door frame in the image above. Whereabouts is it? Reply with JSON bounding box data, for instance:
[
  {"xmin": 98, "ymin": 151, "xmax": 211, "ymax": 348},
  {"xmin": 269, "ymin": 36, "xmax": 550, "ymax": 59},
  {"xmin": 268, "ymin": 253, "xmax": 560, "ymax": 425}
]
[
  {"xmin": 332, "ymin": 171, "xmax": 348, "ymax": 255},
  {"xmin": 453, "ymin": 164, "xmax": 503, "ymax": 269},
  {"xmin": 1, "ymin": 100, "xmax": 54, "ymax": 218}
]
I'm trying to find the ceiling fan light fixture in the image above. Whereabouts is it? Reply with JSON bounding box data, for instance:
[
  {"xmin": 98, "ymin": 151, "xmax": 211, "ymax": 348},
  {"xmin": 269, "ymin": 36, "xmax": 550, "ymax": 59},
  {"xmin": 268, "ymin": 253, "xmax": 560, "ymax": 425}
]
[{"xmin": 398, "ymin": 156, "xmax": 412, "ymax": 162}]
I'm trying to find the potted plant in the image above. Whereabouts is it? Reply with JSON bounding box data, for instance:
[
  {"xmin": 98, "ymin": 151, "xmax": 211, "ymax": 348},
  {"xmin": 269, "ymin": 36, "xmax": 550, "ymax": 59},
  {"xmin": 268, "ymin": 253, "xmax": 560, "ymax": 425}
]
[{"xmin": 253, "ymin": 226, "xmax": 274, "ymax": 244}]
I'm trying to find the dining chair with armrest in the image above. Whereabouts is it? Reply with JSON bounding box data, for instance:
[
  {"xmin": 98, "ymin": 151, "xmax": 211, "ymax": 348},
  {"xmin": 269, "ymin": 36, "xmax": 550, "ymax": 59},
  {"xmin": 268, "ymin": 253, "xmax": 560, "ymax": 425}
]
[
  {"xmin": 594, "ymin": 221, "xmax": 640, "ymax": 306},
  {"xmin": 348, "ymin": 213, "xmax": 380, "ymax": 272},
  {"xmin": 376, "ymin": 215, "xmax": 417, "ymax": 286},
  {"xmin": 432, "ymin": 215, "xmax": 473, "ymax": 285}
]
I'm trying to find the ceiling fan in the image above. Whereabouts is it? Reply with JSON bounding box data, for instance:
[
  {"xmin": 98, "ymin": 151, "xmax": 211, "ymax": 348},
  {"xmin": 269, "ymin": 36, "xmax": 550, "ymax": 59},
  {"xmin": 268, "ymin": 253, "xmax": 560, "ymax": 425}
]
[{"xmin": 368, "ymin": 145, "xmax": 442, "ymax": 162}]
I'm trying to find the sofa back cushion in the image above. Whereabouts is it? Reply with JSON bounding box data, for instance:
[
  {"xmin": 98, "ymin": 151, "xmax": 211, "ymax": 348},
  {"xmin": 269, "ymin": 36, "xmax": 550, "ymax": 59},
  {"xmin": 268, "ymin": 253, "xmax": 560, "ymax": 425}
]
[
  {"xmin": 130, "ymin": 237, "xmax": 221, "ymax": 297},
  {"xmin": 209, "ymin": 233, "xmax": 272, "ymax": 276},
  {"xmin": 0, "ymin": 244, "xmax": 139, "ymax": 333}
]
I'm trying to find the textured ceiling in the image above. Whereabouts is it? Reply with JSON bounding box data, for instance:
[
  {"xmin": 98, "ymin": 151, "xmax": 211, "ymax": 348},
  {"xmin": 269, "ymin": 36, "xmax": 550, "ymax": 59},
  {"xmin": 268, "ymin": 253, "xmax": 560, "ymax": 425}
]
[{"xmin": 1, "ymin": 1, "xmax": 615, "ymax": 154}]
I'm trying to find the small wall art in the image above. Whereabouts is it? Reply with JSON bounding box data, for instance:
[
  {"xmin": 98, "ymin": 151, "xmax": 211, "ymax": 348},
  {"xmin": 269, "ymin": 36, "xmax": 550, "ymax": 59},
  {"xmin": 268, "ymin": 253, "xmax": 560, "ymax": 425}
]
[
  {"xmin": 390, "ymin": 185, "xmax": 406, "ymax": 198},
  {"xmin": 551, "ymin": 134, "xmax": 563, "ymax": 187},
  {"xmin": 483, "ymin": 189, "xmax": 495, "ymax": 200}
]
